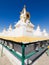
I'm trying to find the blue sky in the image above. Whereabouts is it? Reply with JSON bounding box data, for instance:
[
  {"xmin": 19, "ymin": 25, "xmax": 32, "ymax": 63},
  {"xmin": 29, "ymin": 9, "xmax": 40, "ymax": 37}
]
[{"xmin": 0, "ymin": 0, "xmax": 49, "ymax": 32}]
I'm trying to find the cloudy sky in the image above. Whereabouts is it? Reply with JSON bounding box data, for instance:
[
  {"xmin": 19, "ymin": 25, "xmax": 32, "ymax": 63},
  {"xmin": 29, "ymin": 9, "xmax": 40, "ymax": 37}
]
[{"xmin": 0, "ymin": 0, "xmax": 49, "ymax": 32}]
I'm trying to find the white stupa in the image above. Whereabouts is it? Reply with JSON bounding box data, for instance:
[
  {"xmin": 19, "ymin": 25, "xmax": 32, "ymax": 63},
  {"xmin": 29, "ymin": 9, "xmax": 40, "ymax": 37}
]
[
  {"xmin": 12, "ymin": 5, "xmax": 34, "ymax": 37},
  {"xmin": 42, "ymin": 29, "xmax": 48, "ymax": 36},
  {"xmin": 0, "ymin": 5, "xmax": 48, "ymax": 38},
  {"xmin": 33, "ymin": 25, "xmax": 42, "ymax": 36}
]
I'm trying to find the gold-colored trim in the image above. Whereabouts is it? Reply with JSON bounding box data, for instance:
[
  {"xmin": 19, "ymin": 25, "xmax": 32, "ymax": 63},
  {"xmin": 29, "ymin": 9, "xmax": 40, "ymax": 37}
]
[{"xmin": 0, "ymin": 36, "xmax": 49, "ymax": 43}]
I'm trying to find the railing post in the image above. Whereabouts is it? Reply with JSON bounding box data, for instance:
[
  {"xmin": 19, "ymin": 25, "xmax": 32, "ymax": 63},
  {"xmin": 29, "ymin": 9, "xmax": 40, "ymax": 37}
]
[
  {"xmin": 22, "ymin": 44, "xmax": 25, "ymax": 65},
  {"xmin": 1, "ymin": 40, "xmax": 4, "ymax": 57}
]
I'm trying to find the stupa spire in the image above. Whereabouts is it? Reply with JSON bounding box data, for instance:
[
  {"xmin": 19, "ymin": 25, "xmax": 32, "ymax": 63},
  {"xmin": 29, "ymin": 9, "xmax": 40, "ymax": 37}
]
[
  {"xmin": 42, "ymin": 28, "xmax": 48, "ymax": 36},
  {"xmin": 21, "ymin": 5, "xmax": 26, "ymax": 15},
  {"xmin": 3, "ymin": 27, "xmax": 6, "ymax": 33},
  {"xmin": 43, "ymin": 29, "xmax": 46, "ymax": 33},
  {"xmin": 23, "ymin": 5, "xmax": 26, "ymax": 14},
  {"xmin": 36, "ymin": 25, "xmax": 41, "ymax": 31},
  {"xmin": 20, "ymin": 5, "xmax": 30, "ymax": 23},
  {"xmin": 8, "ymin": 24, "xmax": 12, "ymax": 31}
]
